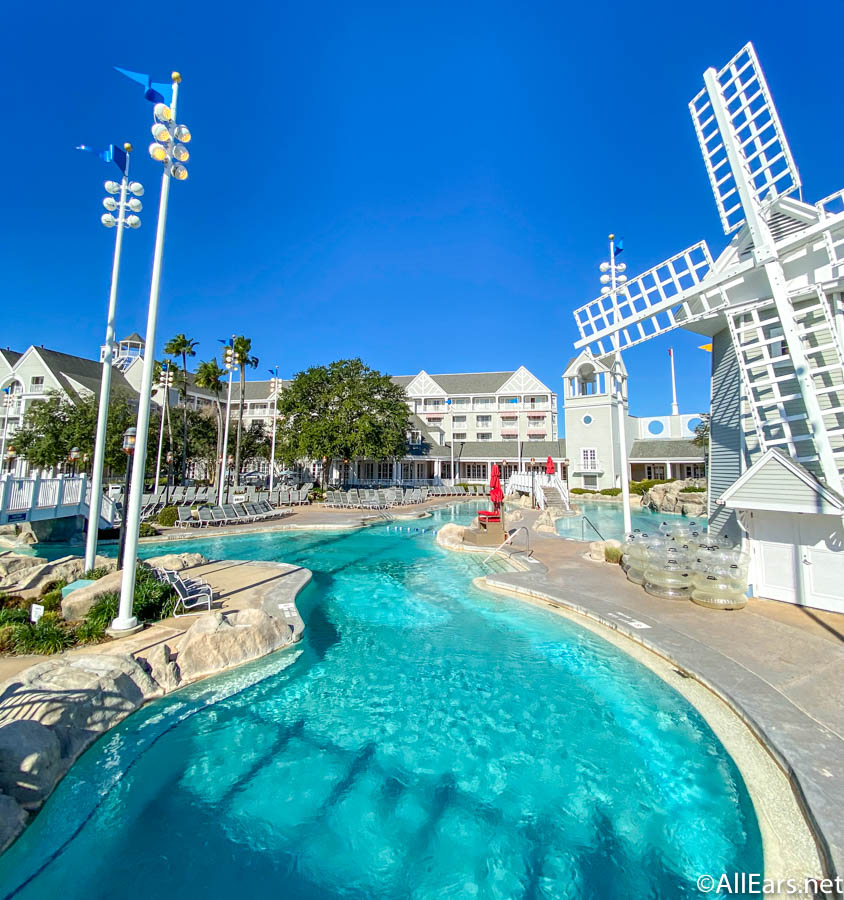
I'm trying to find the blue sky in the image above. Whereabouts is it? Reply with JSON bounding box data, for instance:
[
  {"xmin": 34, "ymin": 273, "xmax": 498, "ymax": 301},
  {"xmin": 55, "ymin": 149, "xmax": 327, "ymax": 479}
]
[{"xmin": 2, "ymin": 0, "xmax": 843, "ymax": 431}]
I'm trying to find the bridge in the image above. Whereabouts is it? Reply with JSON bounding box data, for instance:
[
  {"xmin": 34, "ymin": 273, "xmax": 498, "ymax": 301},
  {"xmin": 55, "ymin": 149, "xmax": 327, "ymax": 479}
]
[
  {"xmin": 505, "ymin": 472, "xmax": 569, "ymax": 510},
  {"xmin": 0, "ymin": 475, "xmax": 120, "ymax": 529}
]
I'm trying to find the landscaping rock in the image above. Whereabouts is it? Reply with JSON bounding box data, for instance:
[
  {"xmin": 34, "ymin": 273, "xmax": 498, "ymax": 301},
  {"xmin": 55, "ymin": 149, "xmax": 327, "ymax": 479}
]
[
  {"xmin": 12, "ymin": 555, "xmax": 116, "ymax": 600},
  {"xmin": 0, "ymin": 553, "xmax": 47, "ymax": 585},
  {"xmin": 0, "ymin": 720, "xmax": 62, "ymax": 809},
  {"xmin": 145, "ymin": 552, "xmax": 208, "ymax": 572},
  {"xmin": 177, "ymin": 609, "xmax": 295, "ymax": 684},
  {"xmin": 533, "ymin": 509, "xmax": 559, "ymax": 534},
  {"xmin": 139, "ymin": 643, "xmax": 181, "ymax": 693},
  {"xmin": 0, "ymin": 654, "xmax": 161, "ymax": 759},
  {"xmin": 0, "ymin": 793, "xmax": 26, "ymax": 853},
  {"xmin": 645, "ymin": 479, "xmax": 707, "ymax": 516},
  {"xmin": 435, "ymin": 522, "xmax": 465, "ymax": 549},
  {"xmin": 60, "ymin": 570, "xmax": 123, "ymax": 621}
]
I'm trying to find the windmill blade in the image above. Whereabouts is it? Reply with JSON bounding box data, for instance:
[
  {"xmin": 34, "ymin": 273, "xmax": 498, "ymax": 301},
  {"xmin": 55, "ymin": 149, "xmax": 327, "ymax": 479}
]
[
  {"xmin": 572, "ymin": 241, "xmax": 726, "ymax": 354},
  {"xmin": 689, "ymin": 42, "xmax": 801, "ymax": 236}
]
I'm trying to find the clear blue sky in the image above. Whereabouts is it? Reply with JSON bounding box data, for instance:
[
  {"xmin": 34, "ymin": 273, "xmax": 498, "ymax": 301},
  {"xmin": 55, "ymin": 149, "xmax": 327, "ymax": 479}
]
[{"xmin": 2, "ymin": 0, "xmax": 842, "ymax": 432}]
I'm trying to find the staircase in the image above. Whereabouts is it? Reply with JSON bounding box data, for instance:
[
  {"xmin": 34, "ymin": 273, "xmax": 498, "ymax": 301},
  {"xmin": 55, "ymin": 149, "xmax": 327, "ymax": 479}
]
[
  {"xmin": 542, "ymin": 482, "xmax": 567, "ymax": 510},
  {"xmin": 727, "ymin": 288, "xmax": 844, "ymax": 485}
]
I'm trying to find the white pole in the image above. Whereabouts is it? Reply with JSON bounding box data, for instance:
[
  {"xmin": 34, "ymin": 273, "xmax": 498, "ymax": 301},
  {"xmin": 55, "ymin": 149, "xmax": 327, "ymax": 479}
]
[
  {"xmin": 218, "ymin": 364, "xmax": 234, "ymax": 506},
  {"xmin": 609, "ymin": 234, "xmax": 633, "ymax": 536},
  {"xmin": 84, "ymin": 158, "xmax": 131, "ymax": 572},
  {"xmin": 449, "ymin": 402, "xmax": 454, "ymax": 485},
  {"xmin": 269, "ymin": 369, "xmax": 278, "ymax": 493},
  {"xmin": 669, "ymin": 347, "xmax": 679, "ymax": 416},
  {"xmin": 114, "ymin": 78, "xmax": 180, "ymax": 632},
  {"xmin": 0, "ymin": 396, "xmax": 10, "ymax": 472},
  {"xmin": 153, "ymin": 387, "xmax": 166, "ymax": 492}
]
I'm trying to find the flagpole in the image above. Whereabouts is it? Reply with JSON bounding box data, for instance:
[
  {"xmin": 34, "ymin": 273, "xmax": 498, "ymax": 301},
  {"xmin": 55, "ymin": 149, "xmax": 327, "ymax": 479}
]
[
  {"xmin": 609, "ymin": 233, "xmax": 632, "ymax": 536},
  {"xmin": 669, "ymin": 347, "xmax": 679, "ymax": 416},
  {"xmin": 84, "ymin": 146, "xmax": 134, "ymax": 572}
]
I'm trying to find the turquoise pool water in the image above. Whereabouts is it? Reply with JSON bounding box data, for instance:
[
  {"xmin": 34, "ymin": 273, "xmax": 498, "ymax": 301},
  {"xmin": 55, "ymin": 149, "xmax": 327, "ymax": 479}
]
[
  {"xmin": 0, "ymin": 504, "xmax": 759, "ymax": 899},
  {"xmin": 557, "ymin": 501, "xmax": 707, "ymax": 542}
]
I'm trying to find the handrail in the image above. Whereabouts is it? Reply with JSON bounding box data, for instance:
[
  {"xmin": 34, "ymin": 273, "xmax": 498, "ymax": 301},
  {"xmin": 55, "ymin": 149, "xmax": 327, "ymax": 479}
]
[
  {"xmin": 581, "ymin": 515, "xmax": 605, "ymax": 541},
  {"xmin": 482, "ymin": 525, "xmax": 531, "ymax": 564}
]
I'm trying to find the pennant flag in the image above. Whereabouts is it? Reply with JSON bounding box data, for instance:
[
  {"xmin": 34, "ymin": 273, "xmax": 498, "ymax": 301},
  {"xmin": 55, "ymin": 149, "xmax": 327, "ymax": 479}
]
[
  {"xmin": 509, "ymin": 397, "xmax": 519, "ymax": 403},
  {"xmin": 668, "ymin": 347, "xmax": 673, "ymax": 357},
  {"xmin": 445, "ymin": 398, "xmax": 452, "ymax": 405},
  {"xmin": 76, "ymin": 143, "xmax": 127, "ymax": 174},
  {"xmin": 698, "ymin": 343, "xmax": 713, "ymax": 352},
  {"xmin": 613, "ymin": 238, "xmax": 624, "ymax": 257},
  {"xmin": 114, "ymin": 66, "xmax": 172, "ymax": 104}
]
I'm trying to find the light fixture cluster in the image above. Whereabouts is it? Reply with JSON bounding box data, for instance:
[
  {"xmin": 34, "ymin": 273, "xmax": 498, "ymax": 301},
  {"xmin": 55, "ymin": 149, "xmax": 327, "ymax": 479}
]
[
  {"xmin": 148, "ymin": 94, "xmax": 192, "ymax": 181},
  {"xmin": 598, "ymin": 238, "xmax": 627, "ymax": 296},
  {"xmin": 101, "ymin": 176, "xmax": 144, "ymax": 229}
]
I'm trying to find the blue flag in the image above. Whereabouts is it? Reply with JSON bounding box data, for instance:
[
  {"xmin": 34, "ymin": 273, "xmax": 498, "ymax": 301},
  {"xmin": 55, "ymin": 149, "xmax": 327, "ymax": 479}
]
[
  {"xmin": 613, "ymin": 238, "xmax": 624, "ymax": 257},
  {"xmin": 114, "ymin": 66, "xmax": 172, "ymax": 104},
  {"xmin": 76, "ymin": 144, "xmax": 127, "ymax": 174}
]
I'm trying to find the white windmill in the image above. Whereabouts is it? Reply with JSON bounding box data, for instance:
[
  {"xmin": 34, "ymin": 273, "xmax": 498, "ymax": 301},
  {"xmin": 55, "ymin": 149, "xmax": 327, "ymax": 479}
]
[
  {"xmin": 573, "ymin": 43, "xmax": 844, "ymax": 491},
  {"xmin": 571, "ymin": 43, "xmax": 844, "ymax": 610}
]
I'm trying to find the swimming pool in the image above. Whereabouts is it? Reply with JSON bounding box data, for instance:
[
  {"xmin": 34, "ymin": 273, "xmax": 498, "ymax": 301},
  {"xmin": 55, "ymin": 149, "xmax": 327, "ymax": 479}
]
[
  {"xmin": 556, "ymin": 500, "xmax": 707, "ymax": 542},
  {"xmin": 0, "ymin": 504, "xmax": 759, "ymax": 898}
]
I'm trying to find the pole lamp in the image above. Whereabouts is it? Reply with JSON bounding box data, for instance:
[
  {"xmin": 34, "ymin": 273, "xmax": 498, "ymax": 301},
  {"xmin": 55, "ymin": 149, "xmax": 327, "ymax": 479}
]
[
  {"xmin": 116, "ymin": 427, "xmax": 137, "ymax": 569},
  {"xmin": 68, "ymin": 447, "xmax": 81, "ymax": 477},
  {"xmin": 153, "ymin": 363, "xmax": 174, "ymax": 492},
  {"xmin": 599, "ymin": 233, "xmax": 632, "ymax": 536},
  {"xmin": 268, "ymin": 368, "xmax": 281, "ymax": 493},
  {"xmin": 116, "ymin": 73, "xmax": 191, "ymax": 633},
  {"xmin": 217, "ymin": 338, "xmax": 236, "ymax": 505},
  {"xmin": 165, "ymin": 450, "xmax": 174, "ymax": 506},
  {"xmin": 82, "ymin": 149, "xmax": 144, "ymax": 572},
  {"xmin": 530, "ymin": 457, "xmax": 536, "ymax": 509}
]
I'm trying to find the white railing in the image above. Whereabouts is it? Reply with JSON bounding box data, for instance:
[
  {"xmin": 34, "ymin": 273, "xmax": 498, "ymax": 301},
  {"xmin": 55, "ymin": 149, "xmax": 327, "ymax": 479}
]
[
  {"xmin": 0, "ymin": 474, "xmax": 108, "ymax": 525},
  {"xmin": 504, "ymin": 472, "xmax": 569, "ymax": 511}
]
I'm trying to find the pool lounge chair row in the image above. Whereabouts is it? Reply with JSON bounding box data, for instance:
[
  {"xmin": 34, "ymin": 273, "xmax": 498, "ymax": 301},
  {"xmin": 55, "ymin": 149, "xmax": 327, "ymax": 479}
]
[
  {"xmin": 325, "ymin": 487, "xmax": 428, "ymax": 509},
  {"xmin": 123, "ymin": 484, "xmax": 313, "ymax": 520},
  {"xmin": 175, "ymin": 501, "xmax": 291, "ymax": 528}
]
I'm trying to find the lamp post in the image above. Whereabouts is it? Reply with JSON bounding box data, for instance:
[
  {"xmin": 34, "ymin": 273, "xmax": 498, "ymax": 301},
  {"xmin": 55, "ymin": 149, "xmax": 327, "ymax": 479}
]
[
  {"xmin": 226, "ymin": 455, "xmax": 234, "ymax": 503},
  {"xmin": 217, "ymin": 338, "xmax": 236, "ymax": 505},
  {"xmin": 599, "ymin": 233, "xmax": 632, "ymax": 535},
  {"xmin": 165, "ymin": 450, "xmax": 174, "ymax": 506},
  {"xmin": 116, "ymin": 426, "xmax": 136, "ymax": 569},
  {"xmin": 530, "ymin": 457, "xmax": 536, "ymax": 509},
  {"xmin": 83, "ymin": 148, "xmax": 143, "ymax": 573},
  {"xmin": 268, "ymin": 367, "xmax": 280, "ymax": 493},
  {"xmin": 154, "ymin": 363, "xmax": 174, "ymax": 492},
  {"xmin": 68, "ymin": 447, "xmax": 81, "ymax": 477},
  {"xmin": 116, "ymin": 73, "xmax": 191, "ymax": 633}
]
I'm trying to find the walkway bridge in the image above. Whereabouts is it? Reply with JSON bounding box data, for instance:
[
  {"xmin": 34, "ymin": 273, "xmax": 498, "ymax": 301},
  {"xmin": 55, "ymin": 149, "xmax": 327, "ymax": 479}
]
[
  {"xmin": 504, "ymin": 472, "xmax": 569, "ymax": 511},
  {"xmin": 0, "ymin": 475, "xmax": 119, "ymax": 529}
]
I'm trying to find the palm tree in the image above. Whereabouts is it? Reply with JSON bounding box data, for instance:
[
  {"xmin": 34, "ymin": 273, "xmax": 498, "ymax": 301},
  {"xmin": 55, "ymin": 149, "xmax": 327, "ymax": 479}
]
[
  {"xmin": 232, "ymin": 335, "xmax": 258, "ymax": 485},
  {"xmin": 163, "ymin": 334, "xmax": 199, "ymax": 483},
  {"xmin": 195, "ymin": 358, "xmax": 226, "ymax": 484}
]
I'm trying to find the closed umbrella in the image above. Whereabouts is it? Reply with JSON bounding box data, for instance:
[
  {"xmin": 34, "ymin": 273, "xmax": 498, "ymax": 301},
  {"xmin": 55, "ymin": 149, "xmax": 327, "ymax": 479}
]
[
  {"xmin": 545, "ymin": 456, "xmax": 556, "ymax": 475},
  {"xmin": 489, "ymin": 463, "xmax": 504, "ymax": 510}
]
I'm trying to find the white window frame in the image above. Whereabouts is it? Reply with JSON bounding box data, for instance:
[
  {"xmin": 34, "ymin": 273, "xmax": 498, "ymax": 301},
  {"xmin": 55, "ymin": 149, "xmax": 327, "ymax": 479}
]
[{"xmin": 581, "ymin": 447, "xmax": 598, "ymax": 471}]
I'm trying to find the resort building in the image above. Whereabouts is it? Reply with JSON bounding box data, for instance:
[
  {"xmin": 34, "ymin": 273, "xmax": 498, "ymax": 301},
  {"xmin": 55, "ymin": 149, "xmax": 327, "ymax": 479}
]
[{"xmin": 562, "ymin": 350, "xmax": 705, "ymax": 491}]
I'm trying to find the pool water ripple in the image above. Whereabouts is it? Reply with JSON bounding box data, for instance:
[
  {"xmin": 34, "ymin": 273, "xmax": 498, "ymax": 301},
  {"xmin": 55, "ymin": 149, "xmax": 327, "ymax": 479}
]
[{"xmin": 0, "ymin": 505, "xmax": 760, "ymax": 899}]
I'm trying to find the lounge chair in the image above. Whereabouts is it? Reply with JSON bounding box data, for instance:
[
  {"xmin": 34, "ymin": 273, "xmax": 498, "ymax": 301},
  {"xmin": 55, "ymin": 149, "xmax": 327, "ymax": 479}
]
[
  {"xmin": 176, "ymin": 507, "xmax": 196, "ymax": 528},
  {"xmin": 165, "ymin": 570, "xmax": 213, "ymax": 617},
  {"xmin": 197, "ymin": 506, "xmax": 215, "ymax": 527}
]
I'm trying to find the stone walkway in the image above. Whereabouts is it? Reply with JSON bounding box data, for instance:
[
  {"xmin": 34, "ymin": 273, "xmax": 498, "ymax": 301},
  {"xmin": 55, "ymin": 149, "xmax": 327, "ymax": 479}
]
[
  {"xmin": 0, "ymin": 560, "xmax": 308, "ymax": 685},
  {"xmin": 481, "ymin": 510, "xmax": 844, "ymax": 880}
]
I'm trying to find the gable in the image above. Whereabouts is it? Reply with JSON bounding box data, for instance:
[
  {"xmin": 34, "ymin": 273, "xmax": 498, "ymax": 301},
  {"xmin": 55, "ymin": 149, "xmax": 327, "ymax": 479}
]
[
  {"xmin": 498, "ymin": 366, "xmax": 550, "ymax": 395},
  {"xmin": 562, "ymin": 350, "xmax": 608, "ymax": 378},
  {"xmin": 405, "ymin": 370, "xmax": 446, "ymax": 398},
  {"xmin": 720, "ymin": 451, "xmax": 844, "ymax": 515}
]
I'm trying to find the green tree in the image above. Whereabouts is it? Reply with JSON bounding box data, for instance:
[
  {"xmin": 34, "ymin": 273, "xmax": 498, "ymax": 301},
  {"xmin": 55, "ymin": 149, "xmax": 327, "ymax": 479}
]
[
  {"xmin": 163, "ymin": 334, "xmax": 199, "ymax": 484},
  {"xmin": 194, "ymin": 358, "xmax": 226, "ymax": 485},
  {"xmin": 276, "ymin": 359, "xmax": 409, "ymax": 484},
  {"xmin": 184, "ymin": 408, "xmax": 219, "ymax": 483},
  {"xmin": 692, "ymin": 413, "xmax": 711, "ymax": 461},
  {"xmin": 232, "ymin": 336, "xmax": 258, "ymax": 485}
]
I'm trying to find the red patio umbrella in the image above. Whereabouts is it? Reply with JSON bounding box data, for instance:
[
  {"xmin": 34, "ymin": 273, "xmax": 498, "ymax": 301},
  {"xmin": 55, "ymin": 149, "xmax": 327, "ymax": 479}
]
[
  {"xmin": 545, "ymin": 456, "xmax": 556, "ymax": 475},
  {"xmin": 489, "ymin": 463, "xmax": 504, "ymax": 510}
]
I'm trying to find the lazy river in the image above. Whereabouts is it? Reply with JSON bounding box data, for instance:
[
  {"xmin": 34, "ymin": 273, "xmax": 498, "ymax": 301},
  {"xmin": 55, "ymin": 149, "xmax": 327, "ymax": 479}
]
[{"xmin": 0, "ymin": 504, "xmax": 760, "ymax": 899}]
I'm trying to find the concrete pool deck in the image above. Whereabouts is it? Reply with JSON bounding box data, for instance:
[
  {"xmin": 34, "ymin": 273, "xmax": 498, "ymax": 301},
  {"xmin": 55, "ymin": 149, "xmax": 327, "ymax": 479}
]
[{"xmin": 478, "ymin": 510, "xmax": 844, "ymax": 884}]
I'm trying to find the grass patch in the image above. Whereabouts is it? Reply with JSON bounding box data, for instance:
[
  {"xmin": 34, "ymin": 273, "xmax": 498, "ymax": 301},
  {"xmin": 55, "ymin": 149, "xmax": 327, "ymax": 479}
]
[
  {"xmin": 604, "ymin": 546, "xmax": 623, "ymax": 564},
  {"xmin": 599, "ymin": 488, "xmax": 621, "ymax": 496},
  {"xmin": 680, "ymin": 486, "xmax": 706, "ymax": 493},
  {"xmin": 82, "ymin": 567, "xmax": 110, "ymax": 580}
]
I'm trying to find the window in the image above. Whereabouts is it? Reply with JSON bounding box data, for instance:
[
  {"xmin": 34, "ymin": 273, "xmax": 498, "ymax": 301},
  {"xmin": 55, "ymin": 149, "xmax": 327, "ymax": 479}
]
[
  {"xmin": 452, "ymin": 432, "xmax": 467, "ymax": 440},
  {"xmin": 452, "ymin": 415, "xmax": 466, "ymax": 424},
  {"xmin": 452, "ymin": 397, "xmax": 470, "ymax": 408},
  {"xmin": 377, "ymin": 462, "xmax": 393, "ymax": 480},
  {"xmin": 581, "ymin": 448, "xmax": 597, "ymax": 470},
  {"xmin": 466, "ymin": 463, "xmax": 487, "ymax": 480},
  {"xmin": 29, "ymin": 376, "xmax": 44, "ymax": 393},
  {"xmin": 645, "ymin": 464, "xmax": 666, "ymax": 480},
  {"xmin": 424, "ymin": 399, "xmax": 444, "ymax": 410},
  {"xmin": 647, "ymin": 420, "xmax": 665, "ymax": 435},
  {"xmin": 582, "ymin": 414, "xmax": 593, "ymax": 426},
  {"xmin": 528, "ymin": 434, "xmax": 546, "ymax": 441},
  {"xmin": 583, "ymin": 475, "xmax": 598, "ymax": 489},
  {"xmin": 476, "ymin": 415, "xmax": 492, "ymax": 427},
  {"xmin": 473, "ymin": 397, "xmax": 495, "ymax": 409},
  {"xmin": 361, "ymin": 462, "xmax": 375, "ymax": 480},
  {"xmin": 477, "ymin": 432, "xmax": 492, "ymax": 441},
  {"xmin": 409, "ymin": 430, "xmax": 422, "ymax": 444},
  {"xmin": 401, "ymin": 463, "xmax": 413, "ymax": 480},
  {"xmin": 525, "ymin": 395, "xmax": 548, "ymax": 408},
  {"xmin": 252, "ymin": 419, "xmax": 265, "ymax": 427},
  {"xmin": 441, "ymin": 462, "xmax": 452, "ymax": 479}
]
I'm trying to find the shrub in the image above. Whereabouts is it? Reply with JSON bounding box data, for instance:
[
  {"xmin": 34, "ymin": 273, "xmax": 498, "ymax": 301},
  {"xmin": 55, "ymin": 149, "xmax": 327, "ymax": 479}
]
[
  {"xmin": 85, "ymin": 592, "xmax": 120, "ymax": 632},
  {"xmin": 629, "ymin": 478, "xmax": 676, "ymax": 496},
  {"xmin": 680, "ymin": 486, "xmax": 706, "ymax": 493},
  {"xmin": 600, "ymin": 488, "xmax": 622, "ymax": 496},
  {"xmin": 40, "ymin": 578, "xmax": 68, "ymax": 597},
  {"xmin": 139, "ymin": 523, "xmax": 159, "ymax": 537},
  {"xmin": 13, "ymin": 616, "xmax": 74, "ymax": 655},
  {"xmin": 82, "ymin": 567, "xmax": 109, "ymax": 581},
  {"xmin": 0, "ymin": 607, "xmax": 30, "ymax": 627},
  {"xmin": 74, "ymin": 619, "xmax": 106, "ymax": 645},
  {"xmin": 604, "ymin": 545, "xmax": 623, "ymax": 564},
  {"xmin": 156, "ymin": 506, "xmax": 178, "ymax": 528},
  {"xmin": 570, "ymin": 488, "xmax": 597, "ymax": 495},
  {"xmin": 0, "ymin": 625, "xmax": 16, "ymax": 653},
  {"xmin": 40, "ymin": 589, "xmax": 64, "ymax": 612}
]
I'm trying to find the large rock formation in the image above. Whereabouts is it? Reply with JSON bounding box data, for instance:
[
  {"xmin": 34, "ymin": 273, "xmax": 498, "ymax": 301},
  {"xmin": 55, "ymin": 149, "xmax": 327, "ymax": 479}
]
[
  {"xmin": 60, "ymin": 570, "xmax": 123, "ymax": 621},
  {"xmin": 7, "ymin": 555, "xmax": 117, "ymax": 599},
  {"xmin": 645, "ymin": 479, "xmax": 707, "ymax": 518},
  {"xmin": 0, "ymin": 794, "xmax": 26, "ymax": 852},
  {"xmin": 144, "ymin": 552, "xmax": 208, "ymax": 571},
  {"xmin": 176, "ymin": 608, "xmax": 295, "ymax": 683},
  {"xmin": 0, "ymin": 720, "xmax": 62, "ymax": 809}
]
